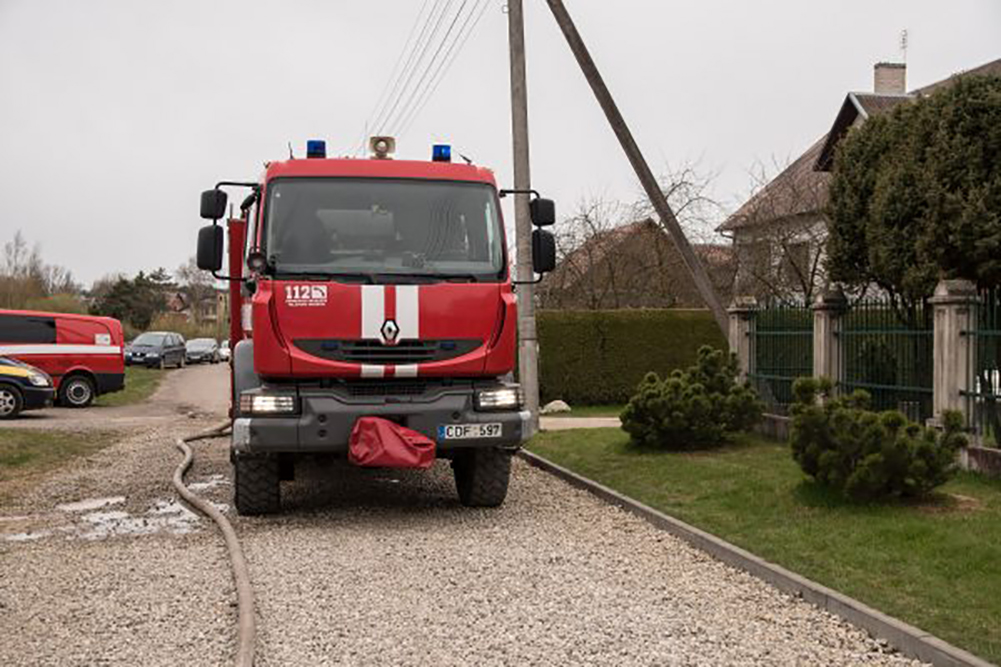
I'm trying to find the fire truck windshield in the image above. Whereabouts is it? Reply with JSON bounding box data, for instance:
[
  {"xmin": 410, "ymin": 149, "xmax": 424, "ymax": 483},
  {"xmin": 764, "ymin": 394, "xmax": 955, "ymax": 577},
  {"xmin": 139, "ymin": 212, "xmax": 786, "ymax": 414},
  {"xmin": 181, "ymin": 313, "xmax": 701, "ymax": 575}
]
[{"xmin": 264, "ymin": 178, "xmax": 505, "ymax": 282}]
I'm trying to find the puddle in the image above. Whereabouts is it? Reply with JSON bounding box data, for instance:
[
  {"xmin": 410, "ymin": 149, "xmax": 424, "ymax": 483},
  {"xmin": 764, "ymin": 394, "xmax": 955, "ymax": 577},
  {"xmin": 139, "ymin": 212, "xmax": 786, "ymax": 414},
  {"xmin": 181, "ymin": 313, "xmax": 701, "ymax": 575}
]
[
  {"xmin": 3, "ymin": 496, "xmax": 220, "ymax": 543},
  {"xmin": 5, "ymin": 530, "xmax": 51, "ymax": 542},
  {"xmin": 187, "ymin": 474, "xmax": 229, "ymax": 492},
  {"xmin": 56, "ymin": 496, "xmax": 126, "ymax": 512},
  {"xmin": 78, "ymin": 501, "xmax": 201, "ymax": 540}
]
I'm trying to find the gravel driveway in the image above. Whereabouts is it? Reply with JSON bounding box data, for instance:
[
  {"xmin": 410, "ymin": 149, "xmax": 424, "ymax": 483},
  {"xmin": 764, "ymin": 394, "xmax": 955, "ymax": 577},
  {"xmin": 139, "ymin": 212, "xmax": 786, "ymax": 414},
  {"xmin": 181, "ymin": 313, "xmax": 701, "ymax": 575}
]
[{"xmin": 2, "ymin": 412, "xmax": 924, "ymax": 666}]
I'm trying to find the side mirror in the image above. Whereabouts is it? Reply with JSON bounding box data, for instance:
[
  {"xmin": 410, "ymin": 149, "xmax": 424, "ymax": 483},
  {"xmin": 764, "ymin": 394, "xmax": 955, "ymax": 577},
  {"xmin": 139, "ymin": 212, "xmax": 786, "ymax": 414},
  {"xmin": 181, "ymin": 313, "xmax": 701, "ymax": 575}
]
[
  {"xmin": 197, "ymin": 225, "xmax": 224, "ymax": 272},
  {"xmin": 530, "ymin": 198, "xmax": 555, "ymax": 227},
  {"xmin": 200, "ymin": 189, "xmax": 228, "ymax": 220},
  {"xmin": 531, "ymin": 229, "xmax": 556, "ymax": 274}
]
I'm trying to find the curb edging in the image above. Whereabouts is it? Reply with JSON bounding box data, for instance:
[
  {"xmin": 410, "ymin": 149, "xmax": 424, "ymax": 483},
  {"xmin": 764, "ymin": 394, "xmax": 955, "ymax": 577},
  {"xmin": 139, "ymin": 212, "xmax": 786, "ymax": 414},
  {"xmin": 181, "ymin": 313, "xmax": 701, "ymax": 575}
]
[{"xmin": 517, "ymin": 449, "xmax": 993, "ymax": 667}]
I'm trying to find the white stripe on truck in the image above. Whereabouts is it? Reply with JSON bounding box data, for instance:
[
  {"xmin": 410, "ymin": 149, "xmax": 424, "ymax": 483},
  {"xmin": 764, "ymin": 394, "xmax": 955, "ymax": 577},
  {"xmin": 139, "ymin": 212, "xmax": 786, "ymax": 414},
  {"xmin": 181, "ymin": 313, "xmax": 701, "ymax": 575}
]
[
  {"xmin": 361, "ymin": 285, "xmax": 384, "ymax": 340},
  {"xmin": 0, "ymin": 344, "xmax": 121, "ymax": 355},
  {"xmin": 396, "ymin": 285, "xmax": 419, "ymax": 340}
]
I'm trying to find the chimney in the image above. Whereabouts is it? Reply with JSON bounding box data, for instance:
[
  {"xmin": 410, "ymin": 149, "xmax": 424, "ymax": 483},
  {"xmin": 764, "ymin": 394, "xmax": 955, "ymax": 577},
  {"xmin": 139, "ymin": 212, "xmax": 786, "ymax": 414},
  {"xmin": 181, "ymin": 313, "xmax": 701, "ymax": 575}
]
[{"xmin": 874, "ymin": 62, "xmax": 906, "ymax": 94}]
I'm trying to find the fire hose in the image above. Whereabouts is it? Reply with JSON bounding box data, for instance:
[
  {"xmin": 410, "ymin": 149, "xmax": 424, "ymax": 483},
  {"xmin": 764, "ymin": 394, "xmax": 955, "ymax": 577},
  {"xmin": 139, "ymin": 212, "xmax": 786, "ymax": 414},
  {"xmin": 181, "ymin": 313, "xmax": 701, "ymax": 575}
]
[{"xmin": 172, "ymin": 424, "xmax": 256, "ymax": 667}]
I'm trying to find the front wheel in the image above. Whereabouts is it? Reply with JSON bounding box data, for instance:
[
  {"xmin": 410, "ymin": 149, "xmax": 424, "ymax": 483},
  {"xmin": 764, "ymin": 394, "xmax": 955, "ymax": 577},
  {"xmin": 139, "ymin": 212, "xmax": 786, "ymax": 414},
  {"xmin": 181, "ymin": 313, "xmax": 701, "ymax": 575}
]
[
  {"xmin": 0, "ymin": 384, "xmax": 24, "ymax": 419},
  {"xmin": 452, "ymin": 448, "xmax": 512, "ymax": 507},
  {"xmin": 233, "ymin": 455, "xmax": 280, "ymax": 515},
  {"xmin": 60, "ymin": 375, "xmax": 95, "ymax": 408}
]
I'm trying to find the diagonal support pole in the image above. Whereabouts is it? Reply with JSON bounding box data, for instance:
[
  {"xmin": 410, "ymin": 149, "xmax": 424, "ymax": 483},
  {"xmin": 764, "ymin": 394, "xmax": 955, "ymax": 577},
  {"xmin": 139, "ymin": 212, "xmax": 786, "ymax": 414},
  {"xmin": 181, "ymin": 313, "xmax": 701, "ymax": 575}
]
[{"xmin": 543, "ymin": 0, "xmax": 728, "ymax": 334}]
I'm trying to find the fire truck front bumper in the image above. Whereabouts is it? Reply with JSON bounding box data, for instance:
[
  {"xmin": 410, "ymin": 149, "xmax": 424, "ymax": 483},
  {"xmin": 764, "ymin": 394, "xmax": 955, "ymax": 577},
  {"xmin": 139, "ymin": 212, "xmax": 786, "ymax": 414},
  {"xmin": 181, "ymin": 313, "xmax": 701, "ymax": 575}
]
[{"xmin": 231, "ymin": 382, "xmax": 533, "ymax": 457}]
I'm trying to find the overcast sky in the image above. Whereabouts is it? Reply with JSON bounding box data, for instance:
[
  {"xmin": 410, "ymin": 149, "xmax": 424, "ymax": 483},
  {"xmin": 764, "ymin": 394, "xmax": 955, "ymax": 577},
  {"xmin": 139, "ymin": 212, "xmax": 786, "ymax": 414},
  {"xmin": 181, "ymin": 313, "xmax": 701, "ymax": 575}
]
[{"xmin": 1, "ymin": 0, "xmax": 998, "ymax": 286}]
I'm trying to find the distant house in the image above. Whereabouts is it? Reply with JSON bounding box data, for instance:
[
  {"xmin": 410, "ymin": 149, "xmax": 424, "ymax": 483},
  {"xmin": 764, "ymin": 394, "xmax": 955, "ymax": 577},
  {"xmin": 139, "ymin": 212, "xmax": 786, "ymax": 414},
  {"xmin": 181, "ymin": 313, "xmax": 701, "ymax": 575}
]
[
  {"xmin": 166, "ymin": 288, "xmax": 229, "ymax": 324},
  {"xmin": 719, "ymin": 57, "xmax": 1001, "ymax": 303},
  {"xmin": 538, "ymin": 218, "xmax": 735, "ymax": 310}
]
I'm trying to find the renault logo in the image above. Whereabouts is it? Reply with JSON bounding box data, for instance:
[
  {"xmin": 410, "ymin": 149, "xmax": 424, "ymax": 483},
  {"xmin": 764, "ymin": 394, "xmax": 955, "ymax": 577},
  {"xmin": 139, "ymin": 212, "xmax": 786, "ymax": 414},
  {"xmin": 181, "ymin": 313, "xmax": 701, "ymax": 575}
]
[{"xmin": 380, "ymin": 319, "xmax": 400, "ymax": 345}]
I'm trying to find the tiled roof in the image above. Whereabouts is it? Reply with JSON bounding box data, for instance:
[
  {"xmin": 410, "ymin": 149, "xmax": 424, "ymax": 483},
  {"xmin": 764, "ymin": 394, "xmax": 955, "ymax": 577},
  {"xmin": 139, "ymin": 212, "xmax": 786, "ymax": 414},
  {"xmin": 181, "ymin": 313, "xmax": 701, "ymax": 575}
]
[
  {"xmin": 914, "ymin": 58, "xmax": 1001, "ymax": 95},
  {"xmin": 720, "ymin": 56, "xmax": 1001, "ymax": 233},
  {"xmin": 553, "ymin": 219, "xmax": 732, "ymax": 283},
  {"xmin": 717, "ymin": 136, "xmax": 829, "ymax": 232}
]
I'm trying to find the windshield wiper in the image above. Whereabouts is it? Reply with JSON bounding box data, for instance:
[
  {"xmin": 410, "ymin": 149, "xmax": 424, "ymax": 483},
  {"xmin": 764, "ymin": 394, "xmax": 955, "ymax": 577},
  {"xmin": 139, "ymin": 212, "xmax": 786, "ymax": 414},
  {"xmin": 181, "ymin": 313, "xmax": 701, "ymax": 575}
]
[
  {"xmin": 275, "ymin": 272, "xmax": 374, "ymax": 284},
  {"xmin": 371, "ymin": 272, "xmax": 482, "ymax": 284}
]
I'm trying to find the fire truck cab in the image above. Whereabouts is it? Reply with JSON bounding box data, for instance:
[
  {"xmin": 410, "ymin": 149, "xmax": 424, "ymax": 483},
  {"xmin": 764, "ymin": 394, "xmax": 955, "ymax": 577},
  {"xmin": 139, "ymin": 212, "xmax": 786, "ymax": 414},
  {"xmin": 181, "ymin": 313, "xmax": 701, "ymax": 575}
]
[{"xmin": 197, "ymin": 138, "xmax": 555, "ymax": 515}]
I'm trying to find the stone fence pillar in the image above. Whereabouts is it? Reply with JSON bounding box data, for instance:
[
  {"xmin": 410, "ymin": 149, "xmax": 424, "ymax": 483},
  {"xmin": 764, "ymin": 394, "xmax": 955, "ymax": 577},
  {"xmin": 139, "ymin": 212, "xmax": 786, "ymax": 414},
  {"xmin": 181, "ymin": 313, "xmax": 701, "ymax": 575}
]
[
  {"xmin": 812, "ymin": 288, "xmax": 847, "ymax": 384},
  {"xmin": 929, "ymin": 279, "xmax": 978, "ymax": 425},
  {"xmin": 728, "ymin": 296, "xmax": 757, "ymax": 380}
]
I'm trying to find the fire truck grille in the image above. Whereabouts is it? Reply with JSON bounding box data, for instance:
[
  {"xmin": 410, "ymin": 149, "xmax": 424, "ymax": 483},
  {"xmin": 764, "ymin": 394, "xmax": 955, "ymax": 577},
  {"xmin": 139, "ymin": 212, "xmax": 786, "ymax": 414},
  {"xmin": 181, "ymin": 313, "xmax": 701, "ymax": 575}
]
[
  {"xmin": 345, "ymin": 381, "xmax": 429, "ymax": 398},
  {"xmin": 294, "ymin": 339, "xmax": 482, "ymax": 365}
]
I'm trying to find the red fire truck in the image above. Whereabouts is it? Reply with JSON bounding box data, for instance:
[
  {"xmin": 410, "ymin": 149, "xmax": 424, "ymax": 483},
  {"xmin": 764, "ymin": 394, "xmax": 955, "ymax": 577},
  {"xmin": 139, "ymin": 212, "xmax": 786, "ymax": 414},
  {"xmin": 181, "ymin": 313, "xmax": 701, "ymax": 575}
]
[{"xmin": 196, "ymin": 138, "xmax": 555, "ymax": 515}]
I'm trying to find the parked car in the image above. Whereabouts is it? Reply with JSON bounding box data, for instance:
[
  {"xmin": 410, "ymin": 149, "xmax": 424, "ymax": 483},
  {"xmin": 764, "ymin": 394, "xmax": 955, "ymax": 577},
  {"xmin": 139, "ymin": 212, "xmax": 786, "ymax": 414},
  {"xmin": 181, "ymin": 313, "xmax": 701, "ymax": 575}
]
[
  {"xmin": 218, "ymin": 339, "xmax": 231, "ymax": 362},
  {"xmin": 0, "ymin": 308, "xmax": 125, "ymax": 408},
  {"xmin": 185, "ymin": 338, "xmax": 220, "ymax": 364},
  {"xmin": 125, "ymin": 332, "xmax": 186, "ymax": 369},
  {"xmin": 0, "ymin": 355, "xmax": 55, "ymax": 419}
]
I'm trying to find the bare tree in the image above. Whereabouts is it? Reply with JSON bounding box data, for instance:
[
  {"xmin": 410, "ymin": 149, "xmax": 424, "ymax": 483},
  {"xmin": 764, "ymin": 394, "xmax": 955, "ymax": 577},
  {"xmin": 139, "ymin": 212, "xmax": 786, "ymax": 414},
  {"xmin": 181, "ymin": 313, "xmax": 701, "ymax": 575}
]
[
  {"xmin": 539, "ymin": 163, "xmax": 734, "ymax": 310},
  {"xmin": 176, "ymin": 256, "xmax": 217, "ymax": 324},
  {"xmin": 722, "ymin": 157, "xmax": 830, "ymax": 305},
  {"xmin": 0, "ymin": 230, "xmax": 79, "ymax": 309}
]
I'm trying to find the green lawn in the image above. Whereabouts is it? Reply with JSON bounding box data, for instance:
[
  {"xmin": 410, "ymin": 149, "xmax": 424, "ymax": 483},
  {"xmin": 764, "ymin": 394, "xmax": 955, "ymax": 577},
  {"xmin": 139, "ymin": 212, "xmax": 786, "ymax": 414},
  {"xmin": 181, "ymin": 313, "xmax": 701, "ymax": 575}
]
[
  {"xmin": 96, "ymin": 366, "xmax": 166, "ymax": 407},
  {"xmin": 0, "ymin": 428, "xmax": 120, "ymax": 498},
  {"xmin": 544, "ymin": 404, "xmax": 625, "ymax": 418},
  {"xmin": 528, "ymin": 428, "xmax": 1001, "ymax": 663}
]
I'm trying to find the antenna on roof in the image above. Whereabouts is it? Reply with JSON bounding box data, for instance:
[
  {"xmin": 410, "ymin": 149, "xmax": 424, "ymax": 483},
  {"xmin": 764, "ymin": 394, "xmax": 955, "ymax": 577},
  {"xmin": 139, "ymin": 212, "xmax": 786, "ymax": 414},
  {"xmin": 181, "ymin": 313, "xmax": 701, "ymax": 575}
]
[
  {"xmin": 288, "ymin": 141, "xmax": 295, "ymax": 159},
  {"xmin": 900, "ymin": 29, "xmax": 908, "ymax": 63}
]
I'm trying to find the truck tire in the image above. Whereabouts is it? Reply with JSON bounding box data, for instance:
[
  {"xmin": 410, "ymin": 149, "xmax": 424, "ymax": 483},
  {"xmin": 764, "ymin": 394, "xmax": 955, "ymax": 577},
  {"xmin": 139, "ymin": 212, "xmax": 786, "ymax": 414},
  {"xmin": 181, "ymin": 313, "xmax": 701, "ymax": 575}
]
[
  {"xmin": 453, "ymin": 448, "xmax": 512, "ymax": 507},
  {"xmin": 59, "ymin": 374, "xmax": 95, "ymax": 408},
  {"xmin": 0, "ymin": 383, "xmax": 24, "ymax": 419},
  {"xmin": 233, "ymin": 455, "xmax": 280, "ymax": 515}
]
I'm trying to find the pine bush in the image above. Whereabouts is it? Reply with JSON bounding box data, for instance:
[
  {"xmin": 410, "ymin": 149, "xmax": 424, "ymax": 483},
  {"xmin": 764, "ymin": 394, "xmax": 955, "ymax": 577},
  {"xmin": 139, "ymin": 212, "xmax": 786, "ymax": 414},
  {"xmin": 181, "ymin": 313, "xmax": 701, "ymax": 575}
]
[
  {"xmin": 789, "ymin": 377, "xmax": 966, "ymax": 501},
  {"xmin": 620, "ymin": 346, "xmax": 762, "ymax": 449}
]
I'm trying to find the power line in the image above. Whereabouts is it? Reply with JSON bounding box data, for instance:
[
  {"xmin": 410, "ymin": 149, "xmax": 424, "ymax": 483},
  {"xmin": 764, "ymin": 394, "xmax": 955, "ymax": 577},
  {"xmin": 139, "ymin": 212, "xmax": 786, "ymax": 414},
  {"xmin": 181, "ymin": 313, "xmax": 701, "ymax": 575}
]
[
  {"xmin": 398, "ymin": 0, "xmax": 491, "ymax": 139},
  {"xmin": 377, "ymin": 0, "xmax": 455, "ymax": 136},
  {"xmin": 381, "ymin": 0, "xmax": 469, "ymax": 136},
  {"xmin": 355, "ymin": 0, "xmax": 433, "ymax": 154}
]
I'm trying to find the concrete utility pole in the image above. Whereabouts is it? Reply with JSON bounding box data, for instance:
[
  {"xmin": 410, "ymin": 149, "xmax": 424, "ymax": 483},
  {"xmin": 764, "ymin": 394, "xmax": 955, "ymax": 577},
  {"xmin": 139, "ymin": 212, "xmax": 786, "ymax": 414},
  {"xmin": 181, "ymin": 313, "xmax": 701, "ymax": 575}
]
[
  {"xmin": 543, "ymin": 0, "xmax": 728, "ymax": 334},
  {"xmin": 508, "ymin": 0, "xmax": 540, "ymax": 432}
]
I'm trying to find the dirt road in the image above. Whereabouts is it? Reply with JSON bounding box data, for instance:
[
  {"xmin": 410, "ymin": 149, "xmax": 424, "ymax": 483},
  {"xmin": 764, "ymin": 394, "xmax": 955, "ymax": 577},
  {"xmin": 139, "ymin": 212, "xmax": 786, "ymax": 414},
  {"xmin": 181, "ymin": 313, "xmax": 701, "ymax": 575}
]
[
  {"xmin": 0, "ymin": 365, "xmax": 923, "ymax": 666},
  {"xmin": 4, "ymin": 363, "xmax": 230, "ymax": 430}
]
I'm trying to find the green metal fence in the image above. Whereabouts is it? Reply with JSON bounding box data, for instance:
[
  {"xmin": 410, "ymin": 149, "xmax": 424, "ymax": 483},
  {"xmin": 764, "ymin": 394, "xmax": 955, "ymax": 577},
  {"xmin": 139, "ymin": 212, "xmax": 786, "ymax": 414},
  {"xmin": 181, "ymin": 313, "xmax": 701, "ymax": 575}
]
[
  {"xmin": 748, "ymin": 301, "xmax": 813, "ymax": 414},
  {"xmin": 963, "ymin": 289, "xmax": 1001, "ymax": 446},
  {"xmin": 837, "ymin": 298, "xmax": 934, "ymax": 423}
]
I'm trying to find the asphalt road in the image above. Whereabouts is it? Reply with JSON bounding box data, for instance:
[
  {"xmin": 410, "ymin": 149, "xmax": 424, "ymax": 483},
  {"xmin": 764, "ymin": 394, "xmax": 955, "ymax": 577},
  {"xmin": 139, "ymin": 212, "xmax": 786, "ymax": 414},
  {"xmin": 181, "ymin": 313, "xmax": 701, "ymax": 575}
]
[{"xmin": 0, "ymin": 364, "xmax": 924, "ymax": 666}]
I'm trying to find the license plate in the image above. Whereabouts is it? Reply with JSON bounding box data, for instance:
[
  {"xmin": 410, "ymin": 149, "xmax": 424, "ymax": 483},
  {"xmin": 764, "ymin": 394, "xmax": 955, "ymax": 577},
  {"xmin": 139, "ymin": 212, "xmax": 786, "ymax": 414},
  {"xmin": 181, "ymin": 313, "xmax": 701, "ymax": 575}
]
[{"xmin": 437, "ymin": 423, "xmax": 502, "ymax": 440}]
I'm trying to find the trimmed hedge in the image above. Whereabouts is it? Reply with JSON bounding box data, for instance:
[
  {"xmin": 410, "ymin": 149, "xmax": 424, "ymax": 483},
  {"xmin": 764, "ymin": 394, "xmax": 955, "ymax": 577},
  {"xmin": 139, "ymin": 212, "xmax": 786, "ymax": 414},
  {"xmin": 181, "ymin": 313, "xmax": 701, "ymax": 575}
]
[{"xmin": 537, "ymin": 309, "xmax": 725, "ymax": 405}]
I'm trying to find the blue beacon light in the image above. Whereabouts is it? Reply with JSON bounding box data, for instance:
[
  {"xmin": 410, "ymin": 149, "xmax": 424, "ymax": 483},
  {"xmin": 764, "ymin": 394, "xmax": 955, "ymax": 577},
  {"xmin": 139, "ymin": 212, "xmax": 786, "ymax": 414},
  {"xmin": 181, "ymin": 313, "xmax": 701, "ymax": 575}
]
[
  {"xmin": 432, "ymin": 144, "xmax": 452, "ymax": 163},
  {"xmin": 306, "ymin": 140, "xmax": 327, "ymax": 159}
]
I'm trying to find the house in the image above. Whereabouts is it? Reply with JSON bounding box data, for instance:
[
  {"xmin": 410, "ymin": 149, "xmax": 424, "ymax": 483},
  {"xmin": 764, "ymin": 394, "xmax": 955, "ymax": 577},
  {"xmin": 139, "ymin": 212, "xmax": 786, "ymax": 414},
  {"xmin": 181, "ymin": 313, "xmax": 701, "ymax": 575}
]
[
  {"xmin": 719, "ymin": 57, "xmax": 1001, "ymax": 303},
  {"xmin": 537, "ymin": 218, "xmax": 735, "ymax": 310},
  {"xmin": 166, "ymin": 288, "xmax": 229, "ymax": 324}
]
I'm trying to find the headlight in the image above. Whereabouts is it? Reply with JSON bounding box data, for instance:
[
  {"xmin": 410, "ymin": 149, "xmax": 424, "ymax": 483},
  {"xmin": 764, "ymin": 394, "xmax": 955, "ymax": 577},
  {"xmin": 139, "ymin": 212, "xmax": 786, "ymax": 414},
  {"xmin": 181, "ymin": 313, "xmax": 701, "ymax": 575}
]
[
  {"xmin": 28, "ymin": 373, "xmax": 50, "ymax": 387},
  {"xmin": 239, "ymin": 393, "xmax": 298, "ymax": 415},
  {"xmin": 474, "ymin": 387, "xmax": 523, "ymax": 411}
]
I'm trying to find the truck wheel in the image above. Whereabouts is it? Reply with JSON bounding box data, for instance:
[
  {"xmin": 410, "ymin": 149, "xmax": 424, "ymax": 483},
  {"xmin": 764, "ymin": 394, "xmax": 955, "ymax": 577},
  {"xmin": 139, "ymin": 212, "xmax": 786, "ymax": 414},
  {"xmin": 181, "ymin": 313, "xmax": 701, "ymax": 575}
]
[
  {"xmin": 60, "ymin": 375, "xmax": 95, "ymax": 408},
  {"xmin": 0, "ymin": 384, "xmax": 23, "ymax": 419},
  {"xmin": 233, "ymin": 455, "xmax": 280, "ymax": 515},
  {"xmin": 453, "ymin": 448, "xmax": 512, "ymax": 507}
]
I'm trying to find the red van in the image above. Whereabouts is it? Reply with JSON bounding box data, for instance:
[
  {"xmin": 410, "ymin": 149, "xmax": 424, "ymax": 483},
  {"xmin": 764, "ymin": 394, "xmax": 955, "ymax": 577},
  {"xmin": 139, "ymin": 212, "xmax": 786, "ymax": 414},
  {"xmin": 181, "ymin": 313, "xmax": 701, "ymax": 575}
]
[{"xmin": 0, "ymin": 309, "xmax": 126, "ymax": 408}]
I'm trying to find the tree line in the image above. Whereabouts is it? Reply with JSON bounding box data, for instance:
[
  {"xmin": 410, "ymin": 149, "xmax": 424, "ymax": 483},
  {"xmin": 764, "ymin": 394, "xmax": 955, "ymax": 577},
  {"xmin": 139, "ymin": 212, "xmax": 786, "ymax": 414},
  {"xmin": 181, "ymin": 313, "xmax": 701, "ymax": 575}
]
[{"xmin": 1, "ymin": 231, "xmax": 220, "ymax": 337}]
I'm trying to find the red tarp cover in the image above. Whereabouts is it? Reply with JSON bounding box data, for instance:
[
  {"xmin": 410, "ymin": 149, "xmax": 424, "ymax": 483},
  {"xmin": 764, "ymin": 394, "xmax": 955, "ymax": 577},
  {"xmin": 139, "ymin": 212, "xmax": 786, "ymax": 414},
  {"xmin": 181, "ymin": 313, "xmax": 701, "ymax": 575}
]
[{"xmin": 348, "ymin": 417, "xmax": 436, "ymax": 469}]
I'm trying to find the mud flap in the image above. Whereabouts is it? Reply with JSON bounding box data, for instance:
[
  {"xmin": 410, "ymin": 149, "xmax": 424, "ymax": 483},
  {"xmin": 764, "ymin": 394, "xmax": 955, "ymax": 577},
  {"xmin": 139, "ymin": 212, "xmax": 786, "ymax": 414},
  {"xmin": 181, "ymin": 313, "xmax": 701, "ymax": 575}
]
[{"xmin": 348, "ymin": 417, "xmax": 436, "ymax": 469}]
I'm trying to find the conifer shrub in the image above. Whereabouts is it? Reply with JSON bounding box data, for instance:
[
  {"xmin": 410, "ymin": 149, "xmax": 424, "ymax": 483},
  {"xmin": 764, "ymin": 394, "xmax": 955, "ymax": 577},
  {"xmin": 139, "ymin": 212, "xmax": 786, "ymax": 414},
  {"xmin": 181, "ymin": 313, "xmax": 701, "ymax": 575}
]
[
  {"xmin": 620, "ymin": 346, "xmax": 762, "ymax": 449},
  {"xmin": 789, "ymin": 377, "xmax": 967, "ymax": 501}
]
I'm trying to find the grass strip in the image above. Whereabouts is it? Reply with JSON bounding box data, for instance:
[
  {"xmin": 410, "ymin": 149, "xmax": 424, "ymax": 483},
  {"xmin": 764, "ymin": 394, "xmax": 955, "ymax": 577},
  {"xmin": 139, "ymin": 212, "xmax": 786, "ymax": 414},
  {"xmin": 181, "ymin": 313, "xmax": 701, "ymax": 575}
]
[
  {"xmin": 96, "ymin": 366, "xmax": 166, "ymax": 407},
  {"xmin": 0, "ymin": 428, "xmax": 120, "ymax": 491},
  {"xmin": 528, "ymin": 428, "xmax": 1001, "ymax": 663}
]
